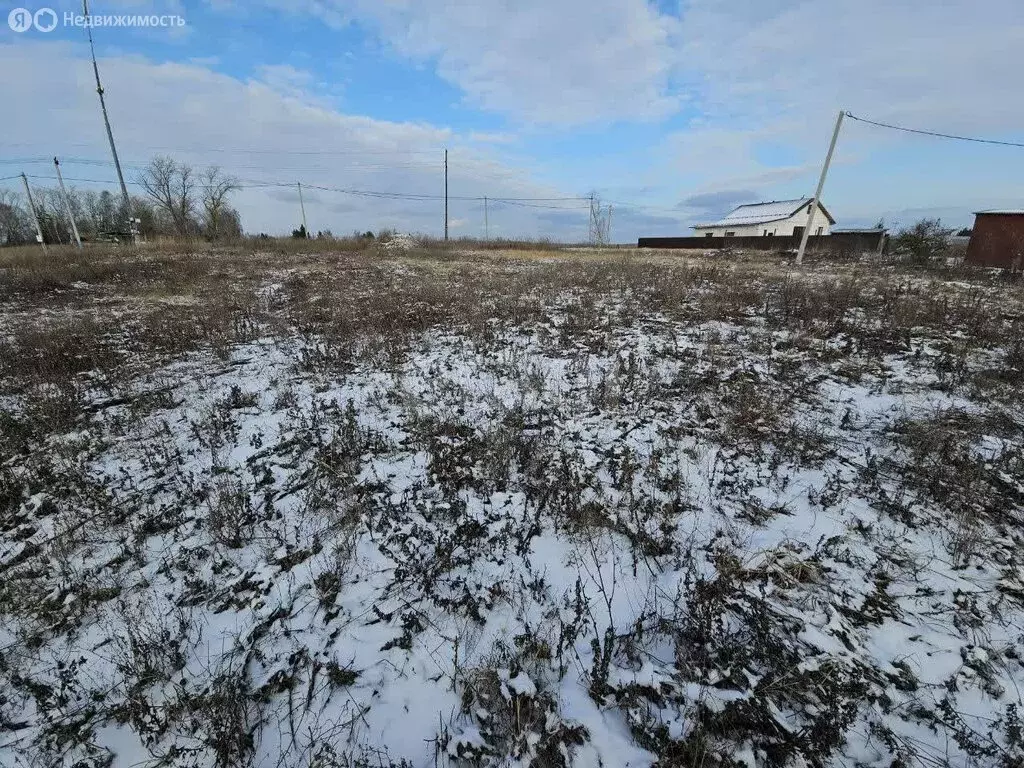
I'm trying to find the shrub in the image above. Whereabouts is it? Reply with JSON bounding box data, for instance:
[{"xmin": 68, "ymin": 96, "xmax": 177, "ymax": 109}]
[{"xmin": 892, "ymin": 218, "xmax": 953, "ymax": 265}]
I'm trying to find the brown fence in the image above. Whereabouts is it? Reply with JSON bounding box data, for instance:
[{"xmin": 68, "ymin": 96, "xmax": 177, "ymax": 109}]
[{"xmin": 637, "ymin": 231, "xmax": 888, "ymax": 255}]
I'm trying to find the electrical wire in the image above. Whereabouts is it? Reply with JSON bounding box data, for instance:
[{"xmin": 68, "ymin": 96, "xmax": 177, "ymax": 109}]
[
  {"xmin": 491, "ymin": 199, "xmax": 590, "ymax": 210},
  {"xmin": 489, "ymin": 199, "xmax": 593, "ymax": 205},
  {"xmin": 2, "ymin": 141, "xmax": 445, "ymax": 156},
  {"xmin": 0, "ymin": 158, "xmax": 52, "ymax": 166},
  {"xmin": 845, "ymin": 112, "xmax": 1024, "ymax": 149},
  {"xmin": 14, "ymin": 174, "xmax": 591, "ymax": 207},
  {"xmin": 4, "ymin": 157, "xmax": 448, "ymax": 177},
  {"xmin": 2, "ymin": 148, "xmax": 592, "ymax": 205}
]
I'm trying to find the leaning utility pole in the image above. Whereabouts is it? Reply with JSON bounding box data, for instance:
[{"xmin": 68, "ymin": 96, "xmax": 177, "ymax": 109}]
[
  {"xmin": 796, "ymin": 109, "xmax": 845, "ymax": 266},
  {"xmin": 297, "ymin": 182, "xmax": 308, "ymax": 237},
  {"xmin": 20, "ymin": 173, "xmax": 47, "ymax": 252},
  {"xmin": 83, "ymin": 0, "xmax": 132, "ymax": 240},
  {"xmin": 443, "ymin": 149, "xmax": 449, "ymax": 242},
  {"xmin": 54, "ymin": 158, "xmax": 83, "ymax": 249},
  {"xmin": 588, "ymin": 194, "xmax": 596, "ymax": 244}
]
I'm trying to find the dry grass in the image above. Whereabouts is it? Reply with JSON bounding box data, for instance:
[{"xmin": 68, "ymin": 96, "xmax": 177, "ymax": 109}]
[{"xmin": 2, "ymin": 240, "xmax": 1024, "ymax": 767}]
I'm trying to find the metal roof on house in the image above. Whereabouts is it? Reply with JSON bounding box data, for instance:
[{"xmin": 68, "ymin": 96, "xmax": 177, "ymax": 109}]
[
  {"xmin": 693, "ymin": 198, "xmax": 835, "ymax": 229},
  {"xmin": 974, "ymin": 210, "xmax": 1024, "ymax": 215}
]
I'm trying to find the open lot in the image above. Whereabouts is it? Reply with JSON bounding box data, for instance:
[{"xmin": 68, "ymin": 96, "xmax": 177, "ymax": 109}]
[{"xmin": 1, "ymin": 243, "xmax": 1023, "ymax": 767}]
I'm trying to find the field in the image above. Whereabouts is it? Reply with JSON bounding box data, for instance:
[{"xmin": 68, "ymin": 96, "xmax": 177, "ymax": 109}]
[{"xmin": 1, "ymin": 242, "xmax": 1023, "ymax": 767}]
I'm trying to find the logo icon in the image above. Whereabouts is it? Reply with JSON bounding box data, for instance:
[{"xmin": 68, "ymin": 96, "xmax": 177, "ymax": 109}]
[
  {"xmin": 8, "ymin": 7, "xmax": 33, "ymax": 32},
  {"xmin": 34, "ymin": 7, "xmax": 58, "ymax": 32}
]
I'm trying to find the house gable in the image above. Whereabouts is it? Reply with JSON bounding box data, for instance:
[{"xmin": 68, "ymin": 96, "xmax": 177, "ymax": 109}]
[{"xmin": 692, "ymin": 197, "xmax": 835, "ymax": 233}]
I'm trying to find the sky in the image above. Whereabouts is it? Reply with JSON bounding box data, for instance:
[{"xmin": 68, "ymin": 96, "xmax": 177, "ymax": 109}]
[{"xmin": 2, "ymin": 0, "xmax": 1023, "ymax": 240}]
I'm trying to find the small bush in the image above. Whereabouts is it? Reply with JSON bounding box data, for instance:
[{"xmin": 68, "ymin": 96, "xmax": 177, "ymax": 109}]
[{"xmin": 892, "ymin": 218, "xmax": 953, "ymax": 265}]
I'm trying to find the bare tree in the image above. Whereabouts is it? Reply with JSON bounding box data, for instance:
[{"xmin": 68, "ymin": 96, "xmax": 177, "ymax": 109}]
[
  {"xmin": 41, "ymin": 188, "xmax": 70, "ymax": 244},
  {"xmin": 0, "ymin": 189, "xmax": 31, "ymax": 246},
  {"xmin": 199, "ymin": 166, "xmax": 240, "ymax": 240},
  {"xmin": 138, "ymin": 155, "xmax": 197, "ymax": 236},
  {"xmin": 218, "ymin": 206, "xmax": 244, "ymax": 239},
  {"xmin": 129, "ymin": 196, "xmax": 158, "ymax": 239}
]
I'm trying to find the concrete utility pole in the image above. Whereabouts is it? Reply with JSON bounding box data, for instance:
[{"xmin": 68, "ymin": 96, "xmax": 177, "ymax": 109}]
[
  {"xmin": 54, "ymin": 158, "xmax": 83, "ymax": 249},
  {"xmin": 297, "ymin": 182, "xmax": 308, "ymax": 237},
  {"xmin": 83, "ymin": 0, "xmax": 133, "ymax": 241},
  {"xmin": 21, "ymin": 173, "xmax": 47, "ymax": 252},
  {"xmin": 484, "ymin": 196, "xmax": 489, "ymax": 240},
  {"xmin": 797, "ymin": 109, "xmax": 845, "ymax": 265},
  {"xmin": 444, "ymin": 149, "xmax": 449, "ymax": 242}
]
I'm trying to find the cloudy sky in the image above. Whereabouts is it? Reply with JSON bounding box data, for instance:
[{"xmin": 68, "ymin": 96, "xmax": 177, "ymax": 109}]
[{"xmin": 2, "ymin": 0, "xmax": 1023, "ymax": 240}]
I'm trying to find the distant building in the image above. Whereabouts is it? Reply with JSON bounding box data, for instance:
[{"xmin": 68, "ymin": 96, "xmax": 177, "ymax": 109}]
[
  {"xmin": 966, "ymin": 211, "xmax": 1024, "ymax": 269},
  {"xmin": 692, "ymin": 198, "xmax": 835, "ymax": 238}
]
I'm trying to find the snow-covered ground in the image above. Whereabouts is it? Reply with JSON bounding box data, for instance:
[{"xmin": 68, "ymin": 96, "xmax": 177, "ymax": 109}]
[{"xmin": 1, "ymin": 251, "xmax": 1022, "ymax": 767}]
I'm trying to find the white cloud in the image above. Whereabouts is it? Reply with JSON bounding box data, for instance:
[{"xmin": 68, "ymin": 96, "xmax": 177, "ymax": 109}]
[
  {"xmin": 7, "ymin": 0, "xmax": 1023, "ymax": 238},
  {"xmin": 252, "ymin": 63, "xmax": 342, "ymax": 106},
  {"xmin": 219, "ymin": 0, "xmax": 1024, "ymax": 135},
  {"xmin": 467, "ymin": 131, "xmax": 518, "ymax": 145},
  {"xmin": 679, "ymin": 0, "xmax": 1024, "ymax": 134},
  {"xmin": 228, "ymin": 0, "xmax": 1024, "ymax": 230},
  {"xmin": 619, "ymin": 0, "xmax": 1024, "ymax": 227},
  {"xmin": 0, "ymin": 41, "xmax": 588, "ymax": 238},
  {"xmin": 227, "ymin": 0, "xmax": 682, "ymax": 126}
]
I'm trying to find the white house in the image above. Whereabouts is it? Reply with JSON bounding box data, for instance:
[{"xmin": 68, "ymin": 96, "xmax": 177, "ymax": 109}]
[{"xmin": 692, "ymin": 198, "xmax": 835, "ymax": 238}]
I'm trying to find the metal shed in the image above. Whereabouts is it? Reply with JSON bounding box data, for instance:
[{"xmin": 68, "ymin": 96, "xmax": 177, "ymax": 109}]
[{"xmin": 966, "ymin": 211, "xmax": 1024, "ymax": 269}]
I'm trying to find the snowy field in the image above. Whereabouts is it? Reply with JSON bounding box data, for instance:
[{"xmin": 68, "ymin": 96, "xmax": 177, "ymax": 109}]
[{"xmin": 1, "ymin": 244, "xmax": 1023, "ymax": 767}]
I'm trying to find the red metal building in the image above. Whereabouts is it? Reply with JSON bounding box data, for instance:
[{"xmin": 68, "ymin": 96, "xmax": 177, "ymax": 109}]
[{"xmin": 966, "ymin": 211, "xmax": 1024, "ymax": 269}]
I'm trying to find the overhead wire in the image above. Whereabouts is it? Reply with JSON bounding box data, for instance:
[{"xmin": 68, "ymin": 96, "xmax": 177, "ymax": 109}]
[
  {"xmin": 13, "ymin": 174, "xmax": 591, "ymax": 207},
  {"xmin": 845, "ymin": 112, "xmax": 1024, "ymax": 149},
  {"xmin": 1, "ymin": 140, "xmax": 446, "ymax": 156},
  {"xmin": 2, "ymin": 142, "xmax": 593, "ymax": 207},
  {"xmin": 2, "ymin": 146, "xmax": 593, "ymax": 214},
  {"xmin": 491, "ymin": 199, "xmax": 590, "ymax": 210},
  {"xmin": 7, "ymin": 115, "xmax": 1022, "ymax": 221}
]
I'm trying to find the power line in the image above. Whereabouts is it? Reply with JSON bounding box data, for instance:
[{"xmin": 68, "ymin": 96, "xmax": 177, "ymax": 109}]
[
  {"xmin": 2, "ymin": 147, "xmax": 592, "ymax": 206},
  {"xmin": 22, "ymin": 173, "xmax": 276, "ymax": 189},
  {"xmin": 493, "ymin": 199, "xmax": 590, "ymax": 210},
  {"xmin": 0, "ymin": 158, "xmax": 52, "ymax": 165},
  {"xmin": 845, "ymin": 112, "xmax": 1024, "ymax": 149},
  {"xmin": 13, "ymin": 174, "xmax": 591, "ymax": 206},
  {"xmin": 489, "ymin": 199, "xmax": 593, "ymax": 205},
  {"xmin": 603, "ymin": 199, "xmax": 684, "ymax": 213},
  {"xmin": 2, "ymin": 141, "xmax": 444, "ymax": 156}
]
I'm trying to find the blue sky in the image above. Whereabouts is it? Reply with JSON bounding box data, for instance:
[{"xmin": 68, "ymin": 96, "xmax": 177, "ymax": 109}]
[{"xmin": 2, "ymin": 0, "xmax": 1023, "ymax": 239}]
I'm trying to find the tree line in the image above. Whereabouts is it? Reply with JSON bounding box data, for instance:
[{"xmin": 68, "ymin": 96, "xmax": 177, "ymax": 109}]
[{"xmin": 0, "ymin": 155, "xmax": 242, "ymax": 245}]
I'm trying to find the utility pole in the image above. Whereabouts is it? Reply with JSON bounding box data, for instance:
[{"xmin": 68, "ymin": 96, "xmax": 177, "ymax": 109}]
[
  {"xmin": 54, "ymin": 158, "xmax": 83, "ymax": 249},
  {"xmin": 21, "ymin": 173, "xmax": 47, "ymax": 252},
  {"xmin": 484, "ymin": 196, "xmax": 489, "ymax": 240},
  {"xmin": 83, "ymin": 0, "xmax": 133, "ymax": 241},
  {"xmin": 796, "ymin": 109, "xmax": 845, "ymax": 266},
  {"xmin": 297, "ymin": 182, "xmax": 308, "ymax": 237},
  {"xmin": 607, "ymin": 205, "xmax": 613, "ymax": 246},
  {"xmin": 589, "ymin": 194, "xmax": 596, "ymax": 244},
  {"xmin": 444, "ymin": 149, "xmax": 449, "ymax": 242}
]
